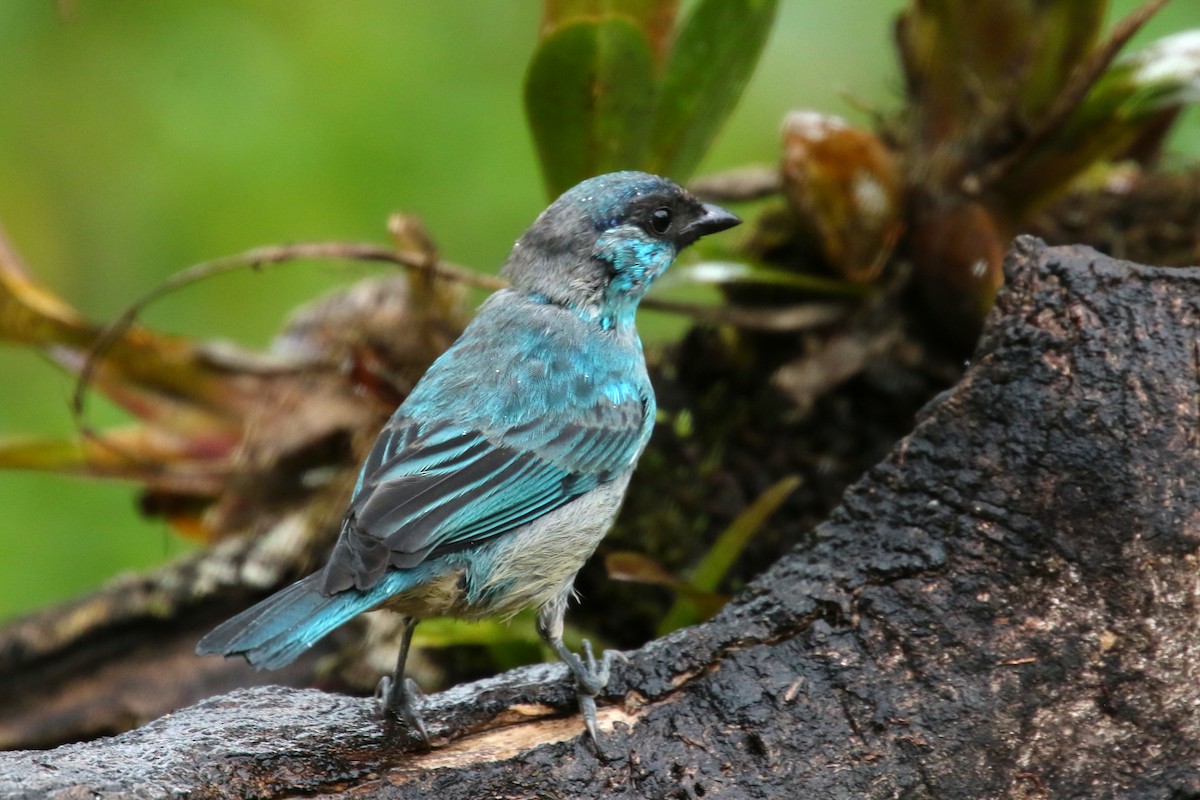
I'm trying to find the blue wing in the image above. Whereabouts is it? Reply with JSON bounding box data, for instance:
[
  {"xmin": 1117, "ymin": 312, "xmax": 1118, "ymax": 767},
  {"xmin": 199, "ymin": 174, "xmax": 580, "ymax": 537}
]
[
  {"xmin": 320, "ymin": 402, "xmax": 647, "ymax": 594},
  {"xmin": 318, "ymin": 292, "xmax": 653, "ymax": 595}
]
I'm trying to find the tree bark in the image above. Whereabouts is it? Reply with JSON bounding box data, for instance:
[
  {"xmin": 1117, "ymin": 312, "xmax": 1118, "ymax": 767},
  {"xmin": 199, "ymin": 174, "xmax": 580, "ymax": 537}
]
[{"xmin": 3, "ymin": 237, "xmax": 1199, "ymax": 798}]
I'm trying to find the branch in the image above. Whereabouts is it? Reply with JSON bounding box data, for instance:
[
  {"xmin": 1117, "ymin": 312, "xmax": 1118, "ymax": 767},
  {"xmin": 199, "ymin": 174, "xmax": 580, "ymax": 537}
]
[{"xmin": 4, "ymin": 238, "xmax": 1198, "ymax": 797}]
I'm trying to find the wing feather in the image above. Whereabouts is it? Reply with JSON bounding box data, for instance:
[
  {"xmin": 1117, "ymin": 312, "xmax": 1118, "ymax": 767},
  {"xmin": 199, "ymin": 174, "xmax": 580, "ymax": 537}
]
[
  {"xmin": 319, "ymin": 396, "xmax": 648, "ymax": 595},
  {"xmin": 317, "ymin": 291, "xmax": 656, "ymax": 596}
]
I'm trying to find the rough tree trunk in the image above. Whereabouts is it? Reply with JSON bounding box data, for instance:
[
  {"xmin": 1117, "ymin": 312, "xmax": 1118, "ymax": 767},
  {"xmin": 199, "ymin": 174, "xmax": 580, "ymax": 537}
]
[{"xmin": 2, "ymin": 237, "xmax": 1198, "ymax": 798}]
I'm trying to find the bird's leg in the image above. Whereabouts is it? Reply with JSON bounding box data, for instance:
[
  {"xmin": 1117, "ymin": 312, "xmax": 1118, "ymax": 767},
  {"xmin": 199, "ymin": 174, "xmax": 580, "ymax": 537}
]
[
  {"xmin": 376, "ymin": 616, "xmax": 429, "ymax": 745},
  {"xmin": 537, "ymin": 592, "xmax": 614, "ymax": 743}
]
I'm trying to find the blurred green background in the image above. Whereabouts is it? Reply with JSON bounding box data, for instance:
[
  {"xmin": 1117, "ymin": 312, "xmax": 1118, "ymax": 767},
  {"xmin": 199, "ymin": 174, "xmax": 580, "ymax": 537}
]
[{"xmin": 1, "ymin": 1, "xmax": 1197, "ymax": 620}]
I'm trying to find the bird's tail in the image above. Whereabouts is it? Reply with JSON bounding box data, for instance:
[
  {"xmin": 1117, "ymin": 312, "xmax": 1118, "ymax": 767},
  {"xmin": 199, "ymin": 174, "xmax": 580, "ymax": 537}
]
[{"xmin": 196, "ymin": 573, "xmax": 386, "ymax": 670}]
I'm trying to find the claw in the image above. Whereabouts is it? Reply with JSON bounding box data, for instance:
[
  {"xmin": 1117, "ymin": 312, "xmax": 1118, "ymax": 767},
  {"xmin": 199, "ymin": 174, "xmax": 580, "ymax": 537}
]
[
  {"xmin": 558, "ymin": 639, "xmax": 623, "ymax": 747},
  {"xmin": 575, "ymin": 639, "xmax": 610, "ymax": 696},
  {"xmin": 375, "ymin": 674, "xmax": 392, "ymax": 705},
  {"xmin": 376, "ymin": 674, "xmax": 431, "ymax": 747},
  {"xmin": 578, "ymin": 691, "xmax": 600, "ymax": 743},
  {"xmin": 403, "ymin": 676, "xmax": 426, "ymax": 703},
  {"xmin": 538, "ymin": 598, "xmax": 622, "ymax": 747}
]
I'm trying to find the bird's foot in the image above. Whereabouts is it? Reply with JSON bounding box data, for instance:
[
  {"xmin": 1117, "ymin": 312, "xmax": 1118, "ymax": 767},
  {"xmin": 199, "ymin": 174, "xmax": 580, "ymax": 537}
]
[
  {"xmin": 376, "ymin": 674, "xmax": 431, "ymax": 747},
  {"xmin": 570, "ymin": 639, "xmax": 611, "ymax": 695},
  {"xmin": 561, "ymin": 640, "xmax": 624, "ymax": 743}
]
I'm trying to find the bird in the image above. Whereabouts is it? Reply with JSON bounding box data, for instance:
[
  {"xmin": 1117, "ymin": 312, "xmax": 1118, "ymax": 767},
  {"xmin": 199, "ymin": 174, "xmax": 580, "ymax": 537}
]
[{"xmin": 196, "ymin": 171, "xmax": 741, "ymax": 744}]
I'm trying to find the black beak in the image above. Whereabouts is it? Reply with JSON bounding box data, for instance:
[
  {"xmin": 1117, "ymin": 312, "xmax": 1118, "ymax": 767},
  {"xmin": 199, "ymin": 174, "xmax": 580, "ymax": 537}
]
[{"xmin": 682, "ymin": 202, "xmax": 741, "ymax": 245}]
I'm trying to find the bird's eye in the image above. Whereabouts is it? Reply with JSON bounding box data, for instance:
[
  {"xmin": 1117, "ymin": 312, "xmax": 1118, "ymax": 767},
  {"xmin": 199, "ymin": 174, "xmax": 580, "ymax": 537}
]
[{"xmin": 649, "ymin": 207, "xmax": 673, "ymax": 235}]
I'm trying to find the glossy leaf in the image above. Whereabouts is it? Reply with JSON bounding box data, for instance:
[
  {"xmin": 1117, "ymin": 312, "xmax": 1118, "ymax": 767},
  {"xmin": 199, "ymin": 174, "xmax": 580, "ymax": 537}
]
[
  {"xmin": 647, "ymin": 0, "xmax": 778, "ymax": 180},
  {"xmin": 540, "ymin": 0, "xmax": 679, "ymax": 64},
  {"xmin": 525, "ymin": 18, "xmax": 656, "ymax": 197}
]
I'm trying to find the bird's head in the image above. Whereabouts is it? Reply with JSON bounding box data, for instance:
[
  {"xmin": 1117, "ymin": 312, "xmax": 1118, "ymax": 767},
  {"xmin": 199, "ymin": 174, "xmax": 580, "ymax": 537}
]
[{"xmin": 502, "ymin": 171, "xmax": 740, "ymax": 328}]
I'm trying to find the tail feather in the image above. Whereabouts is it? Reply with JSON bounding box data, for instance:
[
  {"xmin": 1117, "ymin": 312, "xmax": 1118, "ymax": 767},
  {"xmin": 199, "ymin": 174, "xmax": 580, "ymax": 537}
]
[{"xmin": 196, "ymin": 573, "xmax": 383, "ymax": 670}]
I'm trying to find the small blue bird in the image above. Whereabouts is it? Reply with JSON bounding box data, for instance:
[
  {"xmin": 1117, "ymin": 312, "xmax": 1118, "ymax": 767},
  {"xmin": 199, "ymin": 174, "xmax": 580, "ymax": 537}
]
[{"xmin": 196, "ymin": 171, "xmax": 740, "ymax": 743}]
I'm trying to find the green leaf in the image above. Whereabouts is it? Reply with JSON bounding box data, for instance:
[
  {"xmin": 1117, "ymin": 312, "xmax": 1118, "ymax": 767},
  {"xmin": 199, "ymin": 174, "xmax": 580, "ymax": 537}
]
[
  {"xmin": 0, "ymin": 437, "xmax": 88, "ymax": 472},
  {"xmin": 688, "ymin": 474, "xmax": 800, "ymax": 593},
  {"xmin": 1022, "ymin": 1, "xmax": 1108, "ymax": 117},
  {"xmin": 992, "ymin": 28, "xmax": 1200, "ymax": 212},
  {"xmin": 540, "ymin": 0, "xmax": 680, "ymax": 64},
  {"xmin": 657, "ymin": 474, "xmax": 800, "ymax": 635},
  {"xmin": 647, "ymin": 0, "xmax": 778, "ymax": 181},
  {"xmin": 412, "ymin": 613, "xmax": 609, "ymax": 672},
  {"xmin": 606, "ymin": 549, "xmax": 729, "ymax": 607},
  {"xmin": 414, "ymin": 616, "xmax": 541, "ymax": 649},
  {"xmin": 898, "ymin": 1, "xmax": 1110, "ymax": 143},
  {"xmin": 524, "ymin": 19, "xmax": 656, "ymax": 197}
]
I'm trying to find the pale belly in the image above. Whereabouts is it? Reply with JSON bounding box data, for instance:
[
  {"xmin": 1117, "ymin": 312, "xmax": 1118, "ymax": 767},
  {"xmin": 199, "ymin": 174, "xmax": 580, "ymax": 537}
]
[{"xmin": 377, "ymin": 472, "xmax": 632, "ymax": 621}]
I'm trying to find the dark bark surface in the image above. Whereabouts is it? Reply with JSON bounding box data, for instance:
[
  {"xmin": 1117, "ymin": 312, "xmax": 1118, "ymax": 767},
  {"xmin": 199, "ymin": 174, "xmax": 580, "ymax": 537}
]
[{"xmin": 3, "ymin": 237, "xmax": 1199, "ymax": 798}]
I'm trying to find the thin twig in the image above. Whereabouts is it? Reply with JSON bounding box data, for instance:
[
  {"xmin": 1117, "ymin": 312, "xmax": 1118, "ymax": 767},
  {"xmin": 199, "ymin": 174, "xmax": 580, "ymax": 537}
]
[
  {"xmin": 73, "ymin": 240, "xmax": 850, "ymax": 417},
  {"xmin": 70, "ymin": 242, "xmax": 501, "ymax": 418},
  {"xmin": 688, "ymin": 166, "xmax": 781, "ymax": 203},
  {"xmin": 643, "ymin": 297, "xmax": 845, "ymax": 332}
]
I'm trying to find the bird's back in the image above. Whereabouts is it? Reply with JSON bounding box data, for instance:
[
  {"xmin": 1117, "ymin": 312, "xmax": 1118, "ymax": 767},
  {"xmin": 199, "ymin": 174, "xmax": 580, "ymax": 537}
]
[
  {"xmin": 400, "ymin": 289, "xmax": 654, "ymax": 436},
  {"xmin": 318, "ymin": 288, "xmax": 657, "ymax": 596}
]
